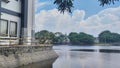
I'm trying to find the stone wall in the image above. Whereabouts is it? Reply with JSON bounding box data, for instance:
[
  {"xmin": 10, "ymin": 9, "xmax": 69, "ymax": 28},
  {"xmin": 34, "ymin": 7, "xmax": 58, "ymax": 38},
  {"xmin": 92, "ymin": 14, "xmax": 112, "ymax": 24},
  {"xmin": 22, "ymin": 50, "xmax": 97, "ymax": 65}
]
[{"xmin": 0, "ymin": 46, "xmax": 58, "ymax": 68}]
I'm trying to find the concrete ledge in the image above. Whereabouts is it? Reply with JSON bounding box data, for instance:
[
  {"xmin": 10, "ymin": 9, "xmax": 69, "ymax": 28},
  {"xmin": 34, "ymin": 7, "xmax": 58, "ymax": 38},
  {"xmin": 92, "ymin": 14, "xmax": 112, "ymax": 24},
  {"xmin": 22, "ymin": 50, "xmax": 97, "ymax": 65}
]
[{"xmin": 0, "ymin": 46, "xmax": 58, "ymax": 68}]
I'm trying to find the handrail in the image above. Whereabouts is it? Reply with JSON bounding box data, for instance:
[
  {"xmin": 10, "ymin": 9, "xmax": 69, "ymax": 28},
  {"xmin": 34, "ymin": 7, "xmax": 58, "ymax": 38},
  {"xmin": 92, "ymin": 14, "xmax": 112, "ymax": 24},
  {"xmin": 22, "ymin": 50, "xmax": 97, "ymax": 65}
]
[{"xmin": 0, "ymin": 35, "xmax": 51, "ymax": 46}]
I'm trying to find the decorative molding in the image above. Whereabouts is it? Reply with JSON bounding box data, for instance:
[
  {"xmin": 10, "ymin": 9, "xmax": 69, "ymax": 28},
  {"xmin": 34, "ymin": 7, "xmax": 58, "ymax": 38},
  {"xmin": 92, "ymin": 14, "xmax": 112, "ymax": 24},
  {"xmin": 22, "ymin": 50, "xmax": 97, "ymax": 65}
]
[
  {"xmin": 1, "ymin": 8, "xmax": 21, "ymax": 17},
  {"xmin": 2, "ymin": 0, "xmax": 10, "ymax": 3}
]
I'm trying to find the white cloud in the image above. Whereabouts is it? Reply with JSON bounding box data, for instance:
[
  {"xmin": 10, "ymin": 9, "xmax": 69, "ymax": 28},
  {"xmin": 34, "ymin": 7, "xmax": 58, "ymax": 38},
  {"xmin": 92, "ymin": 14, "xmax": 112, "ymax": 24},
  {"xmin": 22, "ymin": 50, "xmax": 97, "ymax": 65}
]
[
  {"xmin": 35, "ymin": 9, "xmax": 85, "ymax": 33},
  {"xmin": 35, "ymin": 7, "xmax": 120, "ymax": 37}
]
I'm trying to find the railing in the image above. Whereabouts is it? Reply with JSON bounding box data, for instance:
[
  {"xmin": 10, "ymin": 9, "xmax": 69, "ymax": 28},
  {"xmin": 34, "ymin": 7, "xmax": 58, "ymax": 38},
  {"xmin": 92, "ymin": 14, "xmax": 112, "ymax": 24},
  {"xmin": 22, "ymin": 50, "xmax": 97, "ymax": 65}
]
[{"xmin": 0, "ymin": 34, "xmax": 52, "ymax": 46}]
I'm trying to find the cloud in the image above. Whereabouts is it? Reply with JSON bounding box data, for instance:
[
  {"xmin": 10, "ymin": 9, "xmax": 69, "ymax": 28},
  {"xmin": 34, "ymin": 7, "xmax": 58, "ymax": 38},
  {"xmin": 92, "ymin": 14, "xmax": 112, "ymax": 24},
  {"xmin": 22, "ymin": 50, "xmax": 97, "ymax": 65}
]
[
  {"xmin": 35, "ymin": 9, "xmax": 85, "ymax": 33},
  {"xmin": 35, "ymin": 7, "xmax": 120, "ymax": 37}
]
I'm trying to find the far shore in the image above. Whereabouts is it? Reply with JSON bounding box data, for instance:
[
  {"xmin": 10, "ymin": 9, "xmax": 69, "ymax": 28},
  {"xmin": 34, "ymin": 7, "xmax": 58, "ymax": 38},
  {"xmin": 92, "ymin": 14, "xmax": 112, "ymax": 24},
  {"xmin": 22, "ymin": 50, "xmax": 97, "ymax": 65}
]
[{"xmin": 52, "ymin": 43, "xmax": 120, "ymax": 46}]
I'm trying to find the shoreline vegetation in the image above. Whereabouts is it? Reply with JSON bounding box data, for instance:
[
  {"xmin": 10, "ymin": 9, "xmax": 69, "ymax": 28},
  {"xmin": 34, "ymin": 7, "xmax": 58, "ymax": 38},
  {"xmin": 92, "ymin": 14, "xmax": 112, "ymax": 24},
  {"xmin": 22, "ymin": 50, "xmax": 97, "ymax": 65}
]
[{"xmin": 35, "ymin": 30, "xmax": 120, "ymax": 46}]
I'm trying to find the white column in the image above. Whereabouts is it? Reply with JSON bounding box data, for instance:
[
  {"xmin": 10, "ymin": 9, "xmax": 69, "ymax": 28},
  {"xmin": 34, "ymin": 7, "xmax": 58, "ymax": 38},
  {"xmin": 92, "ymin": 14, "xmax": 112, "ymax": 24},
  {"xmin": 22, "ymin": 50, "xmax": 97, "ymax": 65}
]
[{"xmin": 26, "ymin": 0, "xmax": 35, "ymax": 45}]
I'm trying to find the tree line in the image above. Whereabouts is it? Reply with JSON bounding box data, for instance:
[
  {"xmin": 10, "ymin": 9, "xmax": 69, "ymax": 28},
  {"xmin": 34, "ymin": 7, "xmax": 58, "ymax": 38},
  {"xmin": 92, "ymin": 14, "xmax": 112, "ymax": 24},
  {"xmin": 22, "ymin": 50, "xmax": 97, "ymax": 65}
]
[
  {"xmin": 35, "ymin": 30, "xmax": 69, "ymax": 44},
  {"xmin": 99, "ymin": 30, "xmax": 120, "ymax": 43},
  {"xmin": 35, "ymin": 30, "xmax": 120, "ymax": 45}
]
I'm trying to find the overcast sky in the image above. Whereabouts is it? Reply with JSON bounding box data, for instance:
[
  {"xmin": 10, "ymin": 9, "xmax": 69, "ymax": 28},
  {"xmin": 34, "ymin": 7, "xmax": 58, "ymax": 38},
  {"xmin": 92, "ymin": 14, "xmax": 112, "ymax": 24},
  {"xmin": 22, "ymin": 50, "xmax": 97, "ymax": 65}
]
[{"xmin": 35, "ymin": 0, "xmax": 120, "ymax": 37}]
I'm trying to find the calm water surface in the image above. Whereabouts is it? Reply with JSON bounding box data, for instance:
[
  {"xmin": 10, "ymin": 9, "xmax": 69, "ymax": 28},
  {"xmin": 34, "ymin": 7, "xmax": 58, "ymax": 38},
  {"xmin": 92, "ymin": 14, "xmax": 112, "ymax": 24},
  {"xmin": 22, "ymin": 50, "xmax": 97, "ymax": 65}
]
[{"xmin": 19, "ymin": 45, "xmax": 120, "ymax": 68}]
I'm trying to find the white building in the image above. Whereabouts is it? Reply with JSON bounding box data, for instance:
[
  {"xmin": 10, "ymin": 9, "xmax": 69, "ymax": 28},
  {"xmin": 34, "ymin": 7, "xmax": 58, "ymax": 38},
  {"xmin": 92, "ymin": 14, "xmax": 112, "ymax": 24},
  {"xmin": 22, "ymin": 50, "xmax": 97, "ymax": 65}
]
[
  {"xmin": 0, "ymin": 0, "xmax": 35, "ymax": 45},
  {"xmin": 95, "ymin": 37, "xmax": 99, "ymax": 44}
]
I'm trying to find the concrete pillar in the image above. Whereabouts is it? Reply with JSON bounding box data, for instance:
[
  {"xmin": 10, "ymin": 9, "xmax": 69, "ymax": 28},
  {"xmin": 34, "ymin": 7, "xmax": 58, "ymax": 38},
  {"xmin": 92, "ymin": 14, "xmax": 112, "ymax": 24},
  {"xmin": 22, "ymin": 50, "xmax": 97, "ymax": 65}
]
[
  {"xmin": 26, "ymin": 0, "xmax": 35, "ymax": 45},
  {"xmin": 21, "ymin": 0, "xmax": 35, "ymax": 45}
]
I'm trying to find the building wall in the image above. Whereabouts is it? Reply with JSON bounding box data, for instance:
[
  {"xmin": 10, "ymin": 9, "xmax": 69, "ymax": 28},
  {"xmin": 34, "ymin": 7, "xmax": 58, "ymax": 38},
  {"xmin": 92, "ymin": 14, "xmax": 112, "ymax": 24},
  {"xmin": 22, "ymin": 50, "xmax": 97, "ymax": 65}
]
[
  {"xmin": 0, "ymin": 0, "xmax": 35, "ymax": 45},
  {"xmin": 0, "ymin": 0, "xmax": 21, "ymax": 45},
  {"xmin": 1, "ymin": 0, "xmax": 21, "ymax": 13},
  {"xmin": 0, "ymin": 12, "xmax": 20, "ymax": 45}
]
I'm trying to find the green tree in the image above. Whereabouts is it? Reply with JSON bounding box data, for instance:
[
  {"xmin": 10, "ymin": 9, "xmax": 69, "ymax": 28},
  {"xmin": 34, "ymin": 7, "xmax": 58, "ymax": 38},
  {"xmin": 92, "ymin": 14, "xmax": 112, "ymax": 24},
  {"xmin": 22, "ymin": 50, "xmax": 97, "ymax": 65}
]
[
  {"xmin": 68, "ymin": 32, "xmax": 80, "ymax": 44},
  {"xmin": 35, "ymin": 30, "xmax": 55, "ymax": 44},
  {"xmin": 78, "ymin": 32, "xmax": 95, "ymax": 44},
  {"xmin": 99, "ymin": 30, "xmax": 120, "ymax": 43},
  {"xmin": 68, "ymin": 32, "xmax": 95, "ymax": 45},
  {"xmin": 54, "ymin": 0, "xmax": 119, "ymax": 13},
  {"xmin": 35, "ymin": 31, "xmax": 69, "ymax": 44},
  {"xmin": 53, "ymin": 32, "xmax": 69, "ymax": 44},
  {"xmin": 99, "ymin": 30, "xmax": 111, "ymax": 43}
]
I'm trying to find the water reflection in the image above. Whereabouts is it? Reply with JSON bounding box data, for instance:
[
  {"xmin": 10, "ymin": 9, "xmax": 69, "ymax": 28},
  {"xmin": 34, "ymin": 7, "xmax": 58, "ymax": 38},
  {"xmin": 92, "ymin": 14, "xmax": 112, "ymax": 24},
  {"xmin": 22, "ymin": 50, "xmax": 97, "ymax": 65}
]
[
  {"xmin": 17, "ymin": 59, "xmax": 55, "ymax": 68},
  {"xmin": 53, "ymin": 46, "xmax": 120, "ymax": 68},
  {"xmin": 19, "ymin": 45, "xmax": 120, "ymax": 68}
]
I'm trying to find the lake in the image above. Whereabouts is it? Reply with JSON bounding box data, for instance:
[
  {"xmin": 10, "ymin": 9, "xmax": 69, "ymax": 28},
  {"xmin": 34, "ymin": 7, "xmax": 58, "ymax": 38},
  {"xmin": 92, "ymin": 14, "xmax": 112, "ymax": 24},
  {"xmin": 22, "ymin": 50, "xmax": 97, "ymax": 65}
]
[{"xmin": 19, "ymin": 45, "xmax": 120, "ymax": 68}]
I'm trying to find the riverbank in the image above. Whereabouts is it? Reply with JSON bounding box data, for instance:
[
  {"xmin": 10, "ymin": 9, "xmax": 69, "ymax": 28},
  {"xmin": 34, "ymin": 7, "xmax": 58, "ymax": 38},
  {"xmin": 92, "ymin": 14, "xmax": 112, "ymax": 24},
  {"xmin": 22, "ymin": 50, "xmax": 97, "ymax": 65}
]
[
  {"xmin": 0, "ymin": 45, "xmax": 58, "ymax": 68},
  {"xmin": 53, "ymin": 43, "xmax": 116, "ymax": 46},
  {"xmin": 94, "ymin": 43, "xmax": 111, "ymax": 46}
]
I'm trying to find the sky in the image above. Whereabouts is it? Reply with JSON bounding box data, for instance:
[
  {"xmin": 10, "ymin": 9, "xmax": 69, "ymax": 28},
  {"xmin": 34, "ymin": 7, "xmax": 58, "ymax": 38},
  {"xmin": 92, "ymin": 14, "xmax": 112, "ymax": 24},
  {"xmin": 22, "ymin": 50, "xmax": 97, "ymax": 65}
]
[{"xmin": 35, "ymin": 0, "xmax": 120, "ymax": 37}]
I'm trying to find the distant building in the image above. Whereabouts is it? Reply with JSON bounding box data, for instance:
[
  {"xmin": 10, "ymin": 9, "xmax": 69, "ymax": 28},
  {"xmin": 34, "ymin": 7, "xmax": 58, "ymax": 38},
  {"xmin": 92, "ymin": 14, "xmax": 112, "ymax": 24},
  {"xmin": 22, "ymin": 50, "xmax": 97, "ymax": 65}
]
[
  {"xmin": 94, "ymin": 37, "xmax": 99, "ymax": 43},
  {"xmin": 0, "ymin": 0, "xmax": 35, "ymax": 45}
]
